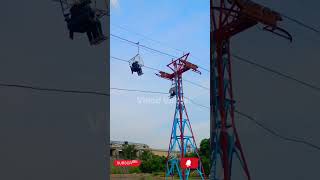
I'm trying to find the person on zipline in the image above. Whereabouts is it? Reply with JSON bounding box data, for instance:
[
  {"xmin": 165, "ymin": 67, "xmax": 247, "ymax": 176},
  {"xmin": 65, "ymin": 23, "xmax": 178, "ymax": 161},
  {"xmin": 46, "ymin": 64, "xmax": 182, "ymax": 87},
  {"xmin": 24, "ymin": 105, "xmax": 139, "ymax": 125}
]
[{"xmin": 66, "ymin": 0, "xmax": 105, "ymax": 45}]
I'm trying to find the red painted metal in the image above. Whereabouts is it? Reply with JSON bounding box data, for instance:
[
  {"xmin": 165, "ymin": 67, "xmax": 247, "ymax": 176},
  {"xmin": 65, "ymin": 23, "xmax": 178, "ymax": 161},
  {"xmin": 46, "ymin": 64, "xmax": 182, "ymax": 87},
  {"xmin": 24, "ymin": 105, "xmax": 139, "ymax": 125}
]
[
  {"xmin": 211, "ymin": 0, "xmax": 292, "ymax": 179},
  {"xmin": 158, "ymin": 53, "xmax": 206, "ymax": 180}
]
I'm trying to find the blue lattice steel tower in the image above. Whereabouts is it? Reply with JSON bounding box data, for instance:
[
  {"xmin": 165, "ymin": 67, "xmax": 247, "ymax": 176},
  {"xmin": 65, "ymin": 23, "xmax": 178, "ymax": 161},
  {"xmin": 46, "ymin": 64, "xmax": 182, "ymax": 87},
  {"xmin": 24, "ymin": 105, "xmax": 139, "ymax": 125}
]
[
  {"xmin": 210, "ymin": 0, "xmax": 292, "ymax": 179},
  {"xmin": 156, "ymin": 53, "xmax": 206, "ymax": 180}
]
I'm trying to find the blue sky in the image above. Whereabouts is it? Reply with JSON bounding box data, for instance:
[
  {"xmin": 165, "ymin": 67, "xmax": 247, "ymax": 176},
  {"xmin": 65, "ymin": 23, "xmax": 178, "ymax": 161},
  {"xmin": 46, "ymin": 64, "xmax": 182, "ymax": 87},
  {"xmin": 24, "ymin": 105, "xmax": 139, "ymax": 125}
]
[{"xmin": 110, "ymin": 0, "xmax": 209, "ymax": 149}]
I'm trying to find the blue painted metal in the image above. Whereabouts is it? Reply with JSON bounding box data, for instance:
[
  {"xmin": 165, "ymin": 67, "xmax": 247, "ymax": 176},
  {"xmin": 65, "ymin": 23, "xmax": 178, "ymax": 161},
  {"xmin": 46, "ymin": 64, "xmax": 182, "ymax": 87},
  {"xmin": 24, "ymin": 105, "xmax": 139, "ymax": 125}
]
[
  {"xmin": 210, "ymin": 0, "xmax": 291, "ymax": 178},
  {"xmin": 165, "ymin": 78, "xmax": 205, "ymax": 180},
  {"xmin": 209, "ymin": 36, "xmax": 250, "ymax": 180},
  {"xmin": 157, "ymin": 54, "xmax": 206, "ymax": 180}
]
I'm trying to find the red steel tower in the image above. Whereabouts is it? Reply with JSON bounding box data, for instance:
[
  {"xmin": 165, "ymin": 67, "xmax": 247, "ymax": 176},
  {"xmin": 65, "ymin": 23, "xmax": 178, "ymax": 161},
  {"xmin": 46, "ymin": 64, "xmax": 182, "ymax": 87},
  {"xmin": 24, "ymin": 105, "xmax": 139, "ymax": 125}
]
[
  {"xmin": 210, "ymin": 0, "xmax": 292, "ymax": 179},
  {"xmin": 157, "ymin": 53, "xmax": 206, "ymax": 180}
]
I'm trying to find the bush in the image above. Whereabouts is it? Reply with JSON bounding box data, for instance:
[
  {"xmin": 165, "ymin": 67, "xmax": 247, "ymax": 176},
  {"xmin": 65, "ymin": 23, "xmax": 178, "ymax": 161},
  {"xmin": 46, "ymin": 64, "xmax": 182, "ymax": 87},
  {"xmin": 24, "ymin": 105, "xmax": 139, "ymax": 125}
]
[
  {"xmin": 128, "ymin": 167, "xmax": 141, "ymax": 174},
  {"xmin": 111, "ymin": 166, "xmax": 123, "ymax": 174},
  {"xmin": 199, "ymin": 138, "xmax": 210, "ymax": 175},
  {"xmin": 140, "ymin": 150, "xmax": 166, "ymax": 173}
]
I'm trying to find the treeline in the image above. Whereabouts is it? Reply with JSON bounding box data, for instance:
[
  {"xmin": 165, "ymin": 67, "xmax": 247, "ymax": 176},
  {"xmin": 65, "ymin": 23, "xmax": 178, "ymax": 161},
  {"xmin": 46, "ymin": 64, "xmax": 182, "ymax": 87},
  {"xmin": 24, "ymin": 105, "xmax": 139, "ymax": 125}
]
[
  {"xmin": 111, "ymin": 138, "xmax": 210, "ymax": 175},
  {"xmin": 111, "ymin": 143, "xmax": 166, "ymax": 174}
]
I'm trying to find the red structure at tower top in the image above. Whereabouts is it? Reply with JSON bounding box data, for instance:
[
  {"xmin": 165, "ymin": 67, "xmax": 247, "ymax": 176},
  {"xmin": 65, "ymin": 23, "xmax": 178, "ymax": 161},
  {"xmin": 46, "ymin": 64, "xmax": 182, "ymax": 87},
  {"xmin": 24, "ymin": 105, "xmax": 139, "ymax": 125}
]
[{"xmin": 156, "ymin": 53, "xmax": 201, "ymax": 80}]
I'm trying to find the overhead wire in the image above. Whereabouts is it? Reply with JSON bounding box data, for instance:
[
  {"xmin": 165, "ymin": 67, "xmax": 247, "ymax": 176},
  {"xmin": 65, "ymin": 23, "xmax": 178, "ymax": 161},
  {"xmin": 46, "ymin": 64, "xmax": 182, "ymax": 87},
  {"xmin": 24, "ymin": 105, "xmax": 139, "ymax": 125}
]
[
  {"xmin": 232, "ymin": 54, "xmax": 320, "ymax": 93},
  {"xmin": 111, "ymin": 56, "xmax": 209, "ymax": 91},
  {"xmin": 111, "ymin": 34, "xmax": 177, "ymax": 58},
  {"xmin": 281, "ymin": 13, "xmax": 320, "ymax": 34},
  {"xmin": 0, "ymin": 81, "xmax": 167, "ymax": 97},
  {"xmin": 111, "ymin": 23, "xmax": 207, "ymax": 64},
  {"xmin": 0, "ymin": 81, "xmax": 197, "ymax": 98},
  {"xmin": 112, "ymin": 44, "xmax": 320, "ymax": 98},
  {"xmin": 2, "ymin": 80, "xmax": 319, "ymax": 152},
  {"xmin": 180, "ymin": 98, "xmax": 320, "ymax": 152},
  {"xmin": 112, "ymin": 33, "xmax": 320, "ymax": 94},
  {"xmin": 111, "ymin": 23, "xmax": 185, "ymax": 54},
  {"xmin": 115, "ymin": 88, "xmax": 320, "ymax": 153},
  {"xmin": 110, "ymin": 87, "xmax": 168, "ymax": 95},
  {"xmin": 110, "ymin": 34, "xmax": 210, "ymax": 72},
  {"xmin": 242, "ymin": 13, "xmax": 320, "ymax": 93},
  {"xmin": 235, "ymin": 110, "xmax": 320, "ymax": 152},
  {"xmin": 184, "ymin": 79, "xmax": 210, "ymax": 91},
  {"xmin": 111, "ymin": 20, "xmax": 320, "ymax": 94},
  {"xmin": 111, "ymin": 56, "xmax": 161, "ymax": 71},
  {"xmin": 0, "ymin": 83, "xmax": 109, "ymax": 96},
  {"xmin": 111, "ymin": 25, "xmax": 320, "ymax": 95}
]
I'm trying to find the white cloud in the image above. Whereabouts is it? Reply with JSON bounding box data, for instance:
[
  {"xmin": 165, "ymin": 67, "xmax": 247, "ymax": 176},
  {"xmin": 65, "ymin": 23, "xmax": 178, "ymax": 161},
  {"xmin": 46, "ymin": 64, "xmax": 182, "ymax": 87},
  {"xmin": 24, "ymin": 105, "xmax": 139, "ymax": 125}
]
[{"xmin": 110, "ymin": 0, "xmax": 119, "ymax": 8}]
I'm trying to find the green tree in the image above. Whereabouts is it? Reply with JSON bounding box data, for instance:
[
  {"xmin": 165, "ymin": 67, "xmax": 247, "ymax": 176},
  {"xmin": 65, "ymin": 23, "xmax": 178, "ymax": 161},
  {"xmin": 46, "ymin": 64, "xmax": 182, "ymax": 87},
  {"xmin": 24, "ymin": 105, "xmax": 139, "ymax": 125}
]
[
  {"xmin": 140, "ymin": 150, "xmax": 166, "ymax": 173},
  {"xmin": 122, "ymin": 144, "xmax": 138, "ymax": 160},
  {"xmin": 199, "ymin": 138, "xmax": 210, "ymax": 175},
  {"xmin": 200, "ymin": 138, "xmax": 210, "ymax": 157}
]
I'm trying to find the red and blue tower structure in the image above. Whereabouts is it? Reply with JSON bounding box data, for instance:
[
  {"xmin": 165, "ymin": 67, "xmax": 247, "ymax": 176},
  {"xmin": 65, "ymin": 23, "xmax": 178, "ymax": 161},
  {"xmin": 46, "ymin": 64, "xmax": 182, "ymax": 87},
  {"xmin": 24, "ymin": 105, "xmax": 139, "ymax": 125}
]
[
  {"xmin": 157, "ymin": 53, "xmax": 206, "ymax": 180},
  {"xmin": 210, "ymin": 0, "xmax": 292, "ymax": 179}
]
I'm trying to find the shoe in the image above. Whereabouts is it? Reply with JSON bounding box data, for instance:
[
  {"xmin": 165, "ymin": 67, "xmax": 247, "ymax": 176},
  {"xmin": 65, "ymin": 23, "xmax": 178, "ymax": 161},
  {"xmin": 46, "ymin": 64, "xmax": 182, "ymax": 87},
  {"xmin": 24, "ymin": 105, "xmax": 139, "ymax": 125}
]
[
  {"xmin": 100, "ymin": 36, "xmax": 107, "ymax": 41},
  {"xmin": 93, "ymin": 37, "xmax": 104, "ymax": 45},
  {"xmin": 89, "ymin": 36, "xmax": 106, "ymax": 46}
]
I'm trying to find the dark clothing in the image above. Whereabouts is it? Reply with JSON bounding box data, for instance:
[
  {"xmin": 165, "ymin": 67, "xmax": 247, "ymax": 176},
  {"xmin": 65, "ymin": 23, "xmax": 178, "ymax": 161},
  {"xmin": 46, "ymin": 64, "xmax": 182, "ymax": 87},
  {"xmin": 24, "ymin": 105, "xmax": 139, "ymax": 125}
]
[
  {"xmin": 66, "ymin": 0, "xmax": 105, "ymax": 45},
  {"xmin": 131, "ymin": 62, "xmax": 143, "ymax": 76},
  {"xmin": 68, "ymin": 0, "xmax": 93, "ymax": 33}
]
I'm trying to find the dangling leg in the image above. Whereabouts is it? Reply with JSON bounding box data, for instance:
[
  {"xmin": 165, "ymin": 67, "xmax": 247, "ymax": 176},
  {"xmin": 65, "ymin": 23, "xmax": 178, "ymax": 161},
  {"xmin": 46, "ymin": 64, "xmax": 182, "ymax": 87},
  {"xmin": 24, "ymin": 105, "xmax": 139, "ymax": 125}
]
[
  {"xmin": 90, "ymin": 23, "xmax": 100, "ymax": 44},
  {"xmin": 67, "ymin": 20, "xmax": 74, "ymax": 40},
  {"xmin": 96, "ymin": 20, "xmax": 104, "ymax": 38},
  {"xmin": 92, "ymin": 27, "xmax": 99, "ymax": 39},
  {"xmin": 86, "ymin": 31, "xmax": 94, "ymax": 45},
  {"xmin": 69, "ymin": 31, "xmax": 74, "ymax": 40},
  {"xmin": 90, "ymin": 19, "xmax": 105, "ymax": 44}
]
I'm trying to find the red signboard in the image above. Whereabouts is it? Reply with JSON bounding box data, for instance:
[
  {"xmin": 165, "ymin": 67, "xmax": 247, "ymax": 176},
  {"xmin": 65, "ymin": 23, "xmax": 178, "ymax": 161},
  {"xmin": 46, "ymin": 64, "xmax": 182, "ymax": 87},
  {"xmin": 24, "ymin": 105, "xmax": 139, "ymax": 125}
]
[
  {"xmin": 113, "ymin": 160, "xmax": 141, "ymax": 167},
  {"xmin": 180, "ymin": 158, "xmax": 199, "ymax": 169}
]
